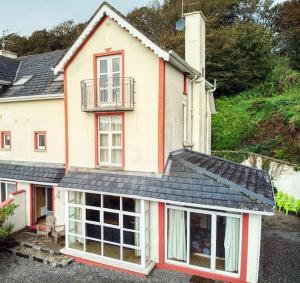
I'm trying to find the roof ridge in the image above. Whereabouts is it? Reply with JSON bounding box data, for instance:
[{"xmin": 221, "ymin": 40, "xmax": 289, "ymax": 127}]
[{"xmin": 173, "ymin": 154, "xmax": 274, "ymax": 207}]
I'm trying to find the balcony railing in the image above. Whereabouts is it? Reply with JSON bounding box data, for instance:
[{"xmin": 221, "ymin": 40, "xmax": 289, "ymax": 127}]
[{"xmin": 81, "ymin": 77, "xmax": 135, "ymax": 112}]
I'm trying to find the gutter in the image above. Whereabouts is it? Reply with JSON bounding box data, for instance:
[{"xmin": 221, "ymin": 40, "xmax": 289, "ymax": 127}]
[
  {"xmin": 0, "ymin": 80, "xmax": 11, "ymax": 85},
  {"xmin": 0, "ymin": 93, "xmax": 64, "ymax": 103}
]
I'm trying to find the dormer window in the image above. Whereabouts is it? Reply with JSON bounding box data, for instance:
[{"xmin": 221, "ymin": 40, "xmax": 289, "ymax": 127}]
[
  {"xmin": 1, "ymin": 131, "xmax": 11, "ymax": 150},
  {"xmin": 13, "ymin": 75, "xmax": 33, "ymax": 86}
]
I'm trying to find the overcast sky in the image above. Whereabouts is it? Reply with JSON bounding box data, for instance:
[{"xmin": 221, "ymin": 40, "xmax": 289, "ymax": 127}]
[{"xmin": 0, "ymin": 0, "xmax": 151, "ymax": 36}]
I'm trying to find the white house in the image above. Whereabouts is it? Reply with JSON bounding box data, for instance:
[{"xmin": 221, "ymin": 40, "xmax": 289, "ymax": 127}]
[{"xmin": 0, "ymin": 2, "xmax": 274, "ymax": 282}]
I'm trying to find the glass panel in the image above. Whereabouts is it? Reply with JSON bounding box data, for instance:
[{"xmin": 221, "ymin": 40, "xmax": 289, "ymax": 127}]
[
  {"xmin": 104, "ymin": 227, "xmax": 120, "ymax": 244},
  {"xmin": 111, "ymin": 116, "xmax": 122, "ymax": 131},
  {"xmin": 85, "ymin": 193, "xmax": 101, "ymax": 208},
  {"xmin": 103, "ymin": 243, "xmax": 120, "ymax": 260},
  {"xmin": 1, "ymin": 183, "xmax": 6, "ymax": 202},
  {"xmin": 99, "ymin": 134, "xmax": 109, "ymax": 147},
  {"xmin": 103, "ymin": 195, "xmax": 120, "ymax": 210},
  {"xmin": 112, "ymin": 88, "xmax": 120, "ymax": 102},
  {"xmin": 123, "ymin": 215, "xmax": 140, "ymax": 231},
  {"xmin": 112, "ymin": 57, "xmax": 120, "ymax": 72},
  {"xmin": 69, "ymin": 207, "xmax": 82, "ymax": 221},
  {"xmin": 167, "ymin": 209, "xmax": 187, "ymax": 262},
  {"xmin": 100, "ymin": 89, "xmax": 108, "ymax": 103},
  {"xmin": 69, "ymin": 221, "xmax": 82, "ymax": 235},
  {"xmin": 68, "ymin": 191, "xmax": 83, "ymax": 205},
  {"xmin": 104, "ymin": 212, "xmax": 119, "ymax": 226},
  {"xmin": 38, "ymin": 134, "xmax": 45, "ymax": 148},
  {"xmin": 86, "ymin": 223, "xmax": 101, "ymax": 240},
  {"xmin": 123, "ymin": 247, "xmax": 141, "ymax": 265},
  {"xmin": 189, "ymin": 212, "xmax": 211, "ymax": 269},
  {"xmin": 100, "ymin": 149, "xmax": 109, "ymax": 163},
  {"xmin": 99, "ymin": 116, "xmax": 110, "ymax": 131},
  {"xmin": 100, "ymin": 75, "xmax": 108, "ymax": 87},
  {"xmin": 123, "ymin": 198, "xmax": 140, "ymax": 213},
  {"xmin": 100, "ymin": 59, "xmax": 107, "ymax": 73},
  {"xmin": 112, "ymin": 134, "xmax": 121, "ymax": 147},
  {"xmin": 4, "ymin": 134, "xmax": 11, "ymax": 146},
  {"xmin": 111, "ymin": 149, "xmax": 122, "ymax": 165},
  {"xmin": 123, "ymin": 231, "xmax": 140, "ymax": 247},
  {"xmin": 6, "ymin": 183, "xmax": 16, "ymax": 195},
  {"xmin": 86, "ymin": 239, "xmax": 101, "ymax": 255},
  {"xmin": 86, "ymin": 209, "xmax": 100, "ymax": 222},
  {"xmin": 216, "ymin": 216, "xmax": 240, "ymax": 273},
  {"xmin": 68, "ymin": 235, "xmax": 84, "ymax": 251}
]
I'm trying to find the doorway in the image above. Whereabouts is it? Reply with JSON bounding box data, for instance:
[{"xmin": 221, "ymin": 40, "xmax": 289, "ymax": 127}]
[{"xmin": 31, "ymin": 185, "xmax": 53, "ymax": 226}]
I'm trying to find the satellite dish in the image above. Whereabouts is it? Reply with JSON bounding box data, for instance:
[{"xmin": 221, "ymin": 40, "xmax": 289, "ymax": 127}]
[{"xmin": 176, "ymin": 18, "xmax": 185, "ymax": 31}]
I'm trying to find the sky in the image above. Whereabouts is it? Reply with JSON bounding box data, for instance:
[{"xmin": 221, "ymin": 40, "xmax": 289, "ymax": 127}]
[{"xmin": 0, "ymin": 0, "xmax": 151, "ymax": 36}]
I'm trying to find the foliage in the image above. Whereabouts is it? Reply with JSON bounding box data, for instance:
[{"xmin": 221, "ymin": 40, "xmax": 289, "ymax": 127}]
[
  {"xmin": 297, "ymin": 206, "xmax": 300, "ymax": 218},
  {"xmin": 212, "ymin": 150, "xmax": 249, "ymax": 163},
  {"xmin": 0, "ymin": 204, "xmax": 17, "ymax": 241}
]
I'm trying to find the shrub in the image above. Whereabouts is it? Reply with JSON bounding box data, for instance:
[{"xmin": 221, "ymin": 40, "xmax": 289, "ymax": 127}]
[
  {"xmin": 296, "ymin": 207, "xmax": 300, "ymax": 218},
  {"xmin": 0, "ymin": 203, "xmax": 17, "ymax": 241}
]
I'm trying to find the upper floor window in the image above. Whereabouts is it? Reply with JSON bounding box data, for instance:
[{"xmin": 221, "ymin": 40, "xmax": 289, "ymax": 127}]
[
  {"xmin": 97, "ymin": 55, "xmax": 122, "ymax": 105},
  {"xmin": 1, "ymin": 131, "xmax": 11, "ymax": 150},
  {"xmin": 0, "ymin": 182, "xmax": 16, "ymax": 202},
  {"xmin": 98, "ymin": 115, "xmax": 122, "ymax": 166},
  {"xmin": 34, "ymin": 131, "xmax": 46, "ymax": 151}
]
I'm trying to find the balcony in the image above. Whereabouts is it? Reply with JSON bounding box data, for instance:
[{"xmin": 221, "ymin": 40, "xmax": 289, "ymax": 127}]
[{"xmin": 81, "ymin": 77, "xmax": 135, "ymax": 112}]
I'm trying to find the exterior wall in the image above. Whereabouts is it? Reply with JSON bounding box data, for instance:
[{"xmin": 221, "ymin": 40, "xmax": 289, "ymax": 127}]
[
  {"xmin": 17, "ymin": 182, "xmax": 32, "ymax": 226},
  {"xmin": 6, "ymin": 191, "xmax": 26, "ymax": 232},
  {"xmin": 66, "ymin": 17, "xmax": 160, "ymax": 172},
  {"xmin": 54, "ymin": 187, "xmax": 65, "ymax": 226},
  {"xmin": 246, "ymin": 214, "xmax": 262, "ymax": 283},
  {"xmin": 0, "ymin": 99, "xmax": 65, "ymax": 164},
  {"xmin": 150, "ymin": 201, "xmax": 159, "ymax": 263},
  {"xmin": 164, "ymin": 63, "xmax": 184, "ymax": 163}
]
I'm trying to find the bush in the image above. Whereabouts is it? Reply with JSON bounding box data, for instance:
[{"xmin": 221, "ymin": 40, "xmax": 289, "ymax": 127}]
[
  {"xmin": 296, "ymin": 207, "xmax": 300, "ymax": 218},
  {"xmin": 0, "ymin": 203, "xmax": 17, "ymax": 241}
]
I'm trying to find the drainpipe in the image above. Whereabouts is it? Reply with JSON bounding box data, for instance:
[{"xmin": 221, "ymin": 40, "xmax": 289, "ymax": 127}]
[{"xmin": 205, "ymin": 79, "xmax": 216, "ymax": 153}]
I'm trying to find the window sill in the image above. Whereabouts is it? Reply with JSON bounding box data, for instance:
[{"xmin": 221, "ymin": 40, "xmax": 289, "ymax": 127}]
[
  {"xmin": 1, "ymin": 148, "xmax": 11, "ymax": 151},
  {"xmin": 35, "ymin": 149, "xmax": 47, "ymax": 152},
  {"xmin": 96, "ymin": 165, "xmax": 124, "ymax": 171}
]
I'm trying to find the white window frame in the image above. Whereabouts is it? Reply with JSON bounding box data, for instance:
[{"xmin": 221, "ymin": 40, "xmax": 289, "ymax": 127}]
[
  {"xmin": 98, "ymin": 115, "xmax": 123, "ymax": 167},
  {"xmin": 65, "ymin": 191, "xmax": 149, "ymax": 268},
  {"xmin": 35, "ymin": 132, "xmax": 46, "ymax": 151},
  {"xmin": 165, "ymin": 204, "xmax": 242, "ymax": 278},
  {"xmin": 0, "ymin": 181, "xmax": 16, "ymax": 202},
  {"xmin": 1, "ymin": 132, "xmax": 11, "ymax": 150}
]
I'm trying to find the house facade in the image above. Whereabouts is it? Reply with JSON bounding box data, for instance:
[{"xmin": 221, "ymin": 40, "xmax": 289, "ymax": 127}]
[{"xmin": 0, "ymin": 2, "xmax": 274, "ymax": 283}]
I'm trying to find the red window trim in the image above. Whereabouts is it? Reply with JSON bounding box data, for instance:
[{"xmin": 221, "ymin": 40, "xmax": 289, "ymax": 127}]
[
  {"xmin": 93, "ymin": 50, "xmax": 125, "ymax": 108},
  {"xmin": 183, "ymin": 73, "xmax": 187, "ymax": 95},
  {"xmin": 94, "ymin": 112, "xmax": 125, "ymax": 168},
  {"xmin": 0, "ymin": 131, "xmax": 11, "ymax": 150},
  {"xmin": 34, "ymin": 131, "xmax": 47, "ymax": 152}
]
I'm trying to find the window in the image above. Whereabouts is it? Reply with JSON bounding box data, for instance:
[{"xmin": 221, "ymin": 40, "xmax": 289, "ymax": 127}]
[
  {"xmin": 0, "ymin": 182, "xmax": 16, "ymax": 202},
  {"xmin": 97, "ymin": 54, "xmax": 122, "ymax": 105},
  {"xmin": 1, "ymin": 132, "xmax": 11, "ymax": 150},
  {"xmin": 66, "ymin": 191, "xmax": 149, "ymax": 267},
  {"xmin": 166, "ymin": 205, "xmax": 241, "ymax": 276},
  {"xmin": 98, "ymin": 115, "xmax": 122, "ymax": 166},
  {"xmin": 34, "ymin": 131, "xmax": 46, "ymax": 151}
]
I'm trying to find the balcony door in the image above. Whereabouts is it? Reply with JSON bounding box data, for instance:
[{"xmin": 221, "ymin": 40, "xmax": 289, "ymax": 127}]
[{"xmin": 97, "ymin": 55, "xmax": 122, "ymax": 107}]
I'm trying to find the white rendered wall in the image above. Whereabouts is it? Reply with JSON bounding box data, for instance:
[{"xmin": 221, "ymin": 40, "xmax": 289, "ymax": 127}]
[
  {"xmin": 17, "ymin": 182, "xmax": 31, "ymax": 226},
  {"xmin": 247, "ymin": 214, "xmax": 262, "ymax": 283},
  {"xmin": 149, "ymin": 201, "xmax": 159, "ymax": 262},
  {"xmin": 0, "ymin": 99, "xmax": 65, "ymax": 164},
  {"xmin": 54, "ymin": 187, "xmax": 65, "ymax": 226},
  {"xmin": 7, "ymin": 191, "xmax": 26, "ymax": 232}
]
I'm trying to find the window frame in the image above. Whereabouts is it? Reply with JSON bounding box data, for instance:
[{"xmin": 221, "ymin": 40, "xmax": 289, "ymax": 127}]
[
  {"xmin": 1, "ymin": 131, "xmax": 11, "ymax": 150},
  {"xmin": 165, "ymin": 204, "xmax": 242, "ymax": 278},
  {"xmin": 96, "ymin": 113, "xmax": 124, "ymax": 167},
  {"xmin": 0, "ymin": 181, "xmax": 17, "ymax": 202},
  {"xmin": 65, "ymin": 191, "xmax": 149, "ymax": 268},
  {"xmin": 34, "ymin": 131, "xmax": 47, "ymax": 152}
]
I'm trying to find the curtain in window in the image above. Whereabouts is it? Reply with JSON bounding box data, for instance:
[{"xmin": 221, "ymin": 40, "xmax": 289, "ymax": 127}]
[
  {"xmin": 167, "ymin": 209, "xmax": 187, "ymax": 261},
  {"xmin": 112, "ymin": 149, "xmax": 122, "ymax": 164},
  {"xmin": 224, "ymin": 217, "xmax": 240, "ymax": 272}
]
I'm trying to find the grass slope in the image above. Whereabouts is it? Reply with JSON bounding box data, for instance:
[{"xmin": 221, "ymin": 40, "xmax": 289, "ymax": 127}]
[{"xmin": 212, "ymin": 79, "xmax": 300, "ymax": 164}]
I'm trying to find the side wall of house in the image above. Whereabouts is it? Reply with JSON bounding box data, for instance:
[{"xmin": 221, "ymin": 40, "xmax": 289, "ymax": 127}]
[
  {"xmin": 246, "ymin": 214, "xmax": 262, "ymax": 283},
  {"xmin": 164, "ymin": 63, "xmax": 184, "ymax": 163},
  {"xmin": 0, "ymin": 99, "xmax": 65, "ymax": 164},
  {"xmin": 66, "ymin": 17, "xmax": 160, "ymax": 172}
]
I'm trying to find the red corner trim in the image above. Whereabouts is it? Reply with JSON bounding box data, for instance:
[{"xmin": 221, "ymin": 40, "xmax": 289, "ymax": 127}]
[
  {"xmin": 183, "ymin": 74, "xmax": 187, "ymax": 95},
  {"xmin": 240, "ymin": 213, "xmax": 249, "ymax": 282},
  {"xmin": 158, "ymin": 58, "xmax": 165, "ymax": 173},
  {"xmin": 29, "ymin": 184, "xmax": 33, "ymax": 226},
  {"xmin": 10, "ymin": 189, "xmax": 26, "ymax": 196},
  {"xmin": 0, "ymin": 198, "xmax": 13, "ymax": 208},
  {"xmin": 158, "ymin": 202, "xmax": 165, "ymax": 263}
]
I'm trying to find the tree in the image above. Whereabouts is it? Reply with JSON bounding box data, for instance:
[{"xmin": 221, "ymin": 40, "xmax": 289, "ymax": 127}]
[{"xmin": 0, "ymin": 204, "xmax": 17, "ymax": 241}]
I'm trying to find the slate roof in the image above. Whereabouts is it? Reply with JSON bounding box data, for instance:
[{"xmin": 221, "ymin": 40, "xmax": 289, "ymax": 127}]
[
  {"xmin": 58, "ymin": 149, "xmax": 274, "ymax": 213},
  {"xmin": 0, "ymin": 55, "xmax": 20, "ymax": 84},
  {"xmin": 0, "ymin": 161, "xmax": 65, "ymax": 184},
  {"xmin": 0, "ymin": 50, "xmax": 65, "ymax": 98}
]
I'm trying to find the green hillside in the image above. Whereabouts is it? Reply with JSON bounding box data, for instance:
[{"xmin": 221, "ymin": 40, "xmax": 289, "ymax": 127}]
[{"xmin": 212, "ymin": 65, "xmax": 300, "ymax": 164}]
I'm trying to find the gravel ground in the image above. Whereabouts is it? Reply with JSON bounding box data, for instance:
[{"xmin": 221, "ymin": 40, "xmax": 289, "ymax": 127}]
[
  {"xmin": 259, "ymin": 212, "xmax": 300, "ymax": 283},
  {"xmin": 1, "ymin": 211, "xmax": 299, "ymax": 283}
]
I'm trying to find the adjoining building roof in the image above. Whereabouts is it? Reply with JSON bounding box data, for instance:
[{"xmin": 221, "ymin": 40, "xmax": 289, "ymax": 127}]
[
  {"xmin": 0, "ymin": 50, "xmax": 65, "ymax": 99},
  {"xmin": 0, "ymin": 161, "xmax": 65, "ymax": 185},
  {"xmin": 58, "ymin": 149, "xmax": 274, "ymax": 214},
  {"xmin": 0, "ymin": 55, "xmax": 20, "ymax": 85}
]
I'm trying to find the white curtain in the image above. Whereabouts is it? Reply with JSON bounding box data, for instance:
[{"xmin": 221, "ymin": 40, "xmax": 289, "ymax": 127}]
[
  {"xmin": 167, "ymin": 209, "xmax": 186, "ymax": 261},
  {"xmin": 224, "ymin": 217, "xmax": 240, "ymax": 272}
]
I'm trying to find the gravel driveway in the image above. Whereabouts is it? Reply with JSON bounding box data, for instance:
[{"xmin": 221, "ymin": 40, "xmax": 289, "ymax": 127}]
[{"xmin": 0, "ymin": 212, "xmax": 299, "ymax": 283}]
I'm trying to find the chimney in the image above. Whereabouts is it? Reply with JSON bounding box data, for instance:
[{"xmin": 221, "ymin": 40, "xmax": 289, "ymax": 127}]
[{"xmin": 184, "ymin": 11, "xmax": 206, "ymax": 75}]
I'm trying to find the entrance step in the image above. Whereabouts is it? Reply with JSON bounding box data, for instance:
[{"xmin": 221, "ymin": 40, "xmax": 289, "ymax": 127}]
[{"xmin": 8, "ymin": 245, "xmax": 73, "ymax": 268}]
